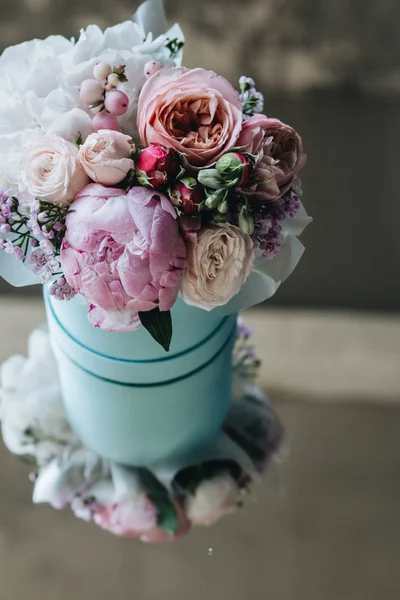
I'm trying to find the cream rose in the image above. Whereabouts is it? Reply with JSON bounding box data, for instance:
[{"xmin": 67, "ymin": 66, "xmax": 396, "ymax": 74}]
[
  {"xmin": 181, "ymin": 223, "xmax": 254, "ymax": 310},
  {"xmin": 186, "ymin": 474, "xmax": 241, "ymax": 527},
  {"xmin": 78, "ymin": 130, "xmax": 135, "ymax": 186},
  {"xmin": 20, "ymin": 135, "xmax": 89, "ymax": 205}
]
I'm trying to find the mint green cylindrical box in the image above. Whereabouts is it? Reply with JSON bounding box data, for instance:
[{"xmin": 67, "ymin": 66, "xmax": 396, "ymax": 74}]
[{"xmin": 44, "ymin": 291, "xmax": 237, "ymax": 466}]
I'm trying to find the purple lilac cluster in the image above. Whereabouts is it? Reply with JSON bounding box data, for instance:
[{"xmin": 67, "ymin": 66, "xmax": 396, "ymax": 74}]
[
  {"xmin": 0, "ymin": 191, "xmax": 76, "ymax": 298},
  {"xmin": 250, "ymin": 177, "xmax": 302, "ymax": 259},
  {"xmin": 239, "ymin": 76, "xmax": 264, "ymax": 117},
  {"xmin": 234, "ymin": 318, "xmax": 261, "ymax": 380}
]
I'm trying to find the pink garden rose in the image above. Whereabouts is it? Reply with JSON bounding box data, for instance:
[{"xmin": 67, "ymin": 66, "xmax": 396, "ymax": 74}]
[
  {"xmin": 237, "ymin": 115, "xmax": 307, "ymax": 202},
  {"xmin": 20, "ymin": 135, "xmax": 89, "ymax": 205},
  {"xmin": 61, "ymin": 184, "xmax": 186, "ymax": 331},
  {"xmin": 78, "ymin": 130, "xmax": 134, "ymax": 186},
  {"xmin": 93, "ymin": 493, "xmax": 189, "ymax": 542},
  {"xmin": 137, "ymin": 67, "xmax": 243, "ymax": 168},
  {"xmin": 181, "ymin": 223, "xmax": 254, "ymax": 310}
]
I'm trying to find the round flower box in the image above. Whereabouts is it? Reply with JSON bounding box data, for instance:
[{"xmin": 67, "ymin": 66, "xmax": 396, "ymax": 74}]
[{"xmin": 44, "ymin": 290, "xmax": 237, "ymax": 466}]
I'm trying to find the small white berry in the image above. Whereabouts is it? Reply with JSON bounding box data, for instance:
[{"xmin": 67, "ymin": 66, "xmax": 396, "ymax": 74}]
[{"xmin": 93, "ymin": 62, "xmax": 112, "ymax": 81}]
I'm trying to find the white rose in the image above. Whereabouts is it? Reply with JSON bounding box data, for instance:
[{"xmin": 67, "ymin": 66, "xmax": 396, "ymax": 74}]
[
  {"xmin": 78, "ymin": 130, "xmax": 134, "ymax": 185},
  {"xmin": 181, "ymin": 223, "xmax": 254, "ymax": 310},
  {"xmin": 20, "ymin": 134, "xmax": 89, "ymax": 204},
  {"xmin": 186, "ymin": 474, "xmax": 241, "ymax": 527}
]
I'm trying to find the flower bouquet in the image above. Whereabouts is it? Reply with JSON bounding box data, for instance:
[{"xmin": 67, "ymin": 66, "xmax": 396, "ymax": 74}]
[{"xmin": 0, "ymin": 0, "xmax": 310, "ymax": 485}]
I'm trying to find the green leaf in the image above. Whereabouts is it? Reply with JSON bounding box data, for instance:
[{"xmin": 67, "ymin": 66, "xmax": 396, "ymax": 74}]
[
  {"xmin": 139, "ymin": 308, "xmax": 172, "ymax": 352},
  {"xmin": 156, "ymin": 498, "xmax": 179, "ymax": 534},
  {"xmin": 138, "ymin": 469, "xmax": 179, "ymax": 534}
]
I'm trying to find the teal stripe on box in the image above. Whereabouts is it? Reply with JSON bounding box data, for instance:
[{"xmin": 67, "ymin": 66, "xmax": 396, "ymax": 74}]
[
  {"xmin": 54, "ymin": 323, "xmax": 237, "ymax": 388},
  {"xmin": 46, "ymin": 295, "xmax": 229, "ymax": 364}
]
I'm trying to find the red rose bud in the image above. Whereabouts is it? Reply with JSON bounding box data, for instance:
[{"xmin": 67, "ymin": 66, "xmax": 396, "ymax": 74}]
[
  {"xmin": 215, "ymin": 152, "xmax": 252, "ymax": 187},
  {"xmin": 136, "ymin": 144, "xmax": 179, "ymax": 187},
  {"xmin": 170, "ymin": 178, "xmax": 205, "ymax": 214}
]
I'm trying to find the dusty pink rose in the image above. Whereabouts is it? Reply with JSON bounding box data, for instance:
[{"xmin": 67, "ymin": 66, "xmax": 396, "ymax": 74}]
[
  {"xmin": 185, "ymin": 474, "xmax": 241, "ymax": 527},
  {"xmin": 181, "ymin": 223, "xmax": 254, "ymax": 311},
  {"xmin": 20, "ymin": 135, "xmax": 89, "ymax": 205},
  {"xmin": 60, "ymin": 184, "xmax": 186, "ymax": 332},
  {"xmin": 78, "ymin": 130, "xmax": 134, "ymax": 186},
  {"xmin": 93, "ymin": 494, "xmax": 189, "ymax": 542},
  {"xmin": 137, "ymin": 67, "xmax": 243, "ymax": 168},
  {"xmin": 237, "ymin": 115, "xmax": 307, "ymax": 202}
]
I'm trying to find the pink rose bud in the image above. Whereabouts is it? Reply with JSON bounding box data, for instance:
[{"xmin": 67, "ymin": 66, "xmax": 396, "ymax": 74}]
[
  {"xmin": 136, "ymin": 144, "xmax": 179, "ymax": 188},
  {"xmin": 170, "ymin": 178, "xmax": 205, "ymax": 215},
  {"xmin": 114, "ymin": 64, "xmax": 126, "ymax": 75},
  {"xmin": 144, "ymin": 60, "xmax": 163, "ymax": 78},
  {"xmin": 104, "ymin": 90, "xmax": 129, "ymax": 116},
  {"xmin": 92, "ymin": 111, "xmax": 120, "ymax": 132},
  {"xmin": 216, "ymin": 152, "xmax": 253, "ymax": 187},
  {"xmin": 93, "ymin": 62, "xmax": 112, "ymax": 81},
  {"xmin": 79, "ymin": 79, "xmax": 104, "ymax": 105}
]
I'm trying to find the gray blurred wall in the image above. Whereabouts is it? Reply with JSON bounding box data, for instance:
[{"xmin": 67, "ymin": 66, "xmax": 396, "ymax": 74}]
[{"xmin": 1, "ymin": 0, "xmax": 400, "ymax": 310}]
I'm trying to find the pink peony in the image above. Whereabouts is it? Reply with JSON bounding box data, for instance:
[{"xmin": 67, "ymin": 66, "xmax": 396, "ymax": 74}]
[
  {"xmin": 237, "ymin": 115, "xmax": 307, "ymax": 202},
  {"xmin": 60, "ymin": 184, "xmax": 186, "ymax": 332},
  {"xmin": 93, "ymin": 494, "xmax": 189, "ymax": 542},
  {"xmin": 78, "ymin": 130, "xmax": 134, "ymax": 186},
  {"xmin": 137, "ymin": 67, "xmax": 243, "ymax": 168}
]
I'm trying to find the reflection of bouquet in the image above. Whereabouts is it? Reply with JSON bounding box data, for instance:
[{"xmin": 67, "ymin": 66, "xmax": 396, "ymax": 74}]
[
  {"xmin": 0, "ymin": 0, "xmax": 310, "ymax": 349},
  {"xmin": 0, "ymin": 322, "xmax": 281, "ymax": 541}
]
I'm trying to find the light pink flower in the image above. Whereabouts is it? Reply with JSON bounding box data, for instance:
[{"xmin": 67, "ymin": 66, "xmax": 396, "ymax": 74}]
[
  {"xmin": 237, "ymin": 115, "xmax": 307, "ymax": 202},
  {"xmin": 60, "ymin": 184, "xmax": 186, "ymax": 332},
  {"xmin": 137, "ymin": 67, "xmax": 243, "ymax": 168},
  {"xmin": 181, "ymin": 223, "xmax": 254, "ymax": 311},
  {"xmin": 78, "ymin": 130, "xmax": 134, "ymax": 186},
  {"xmin": 93, "ymin": 494, "xmax": 189, "ymax": 542},
  {"xmin": 20, "ymin": 135, "xmax": 89, "ymax": 205},
  {"xmin": 185, "ymin": 474, "xmax": 241, "ymax": 527}
]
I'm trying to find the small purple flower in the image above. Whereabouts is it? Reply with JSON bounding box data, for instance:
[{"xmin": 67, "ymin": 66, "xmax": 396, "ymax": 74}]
[
  {"xmin": 239, "ymin": 76, "xmax": 264, "ymax": 116},
  {"xmin": 49, "ymin": 277, "xmax": 77, "ymax": 301},
  {"xmin": 29, "ymin": 249, "xmax": 48, "ymax": 273},
  {"xmin": 237, "ymin": 317, "xmax": 252, "ymax": 340},
  {"xmin": 3, "ymin": 240, "xmax": 24, "ymax": 260}
]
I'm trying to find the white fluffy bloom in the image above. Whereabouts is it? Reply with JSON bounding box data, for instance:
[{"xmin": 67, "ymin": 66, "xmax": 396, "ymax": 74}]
[
  {"xmin": 0, "ymin": 3, "xmax": 183, "ymax": 194},
  {"xmin": 33, "ymin": 448, "xmax": 107, "ymax": 509},
  {"xmin": 185, "ymin": 474, "xmax": 241, "ymax": 526},
  {"xmin": 0, "ymin": 328, "xmax": 76, "ymax": 463}
]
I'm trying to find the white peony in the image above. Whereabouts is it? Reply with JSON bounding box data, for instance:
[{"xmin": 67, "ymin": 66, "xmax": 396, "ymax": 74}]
[
  {"xmin": 185, "ymin": 473, "xmax": 241, "ymax": 526},
  {"xmin": 0, "ymin": 328, "xmax": 76, "ymax": 463},
  {"xmin": 33, "ymin": 448, "xmax": 107, "ymax": 509},
  {"xmin": 0, "ymin": 0, "xmax": 183, "ymax": 195}
]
